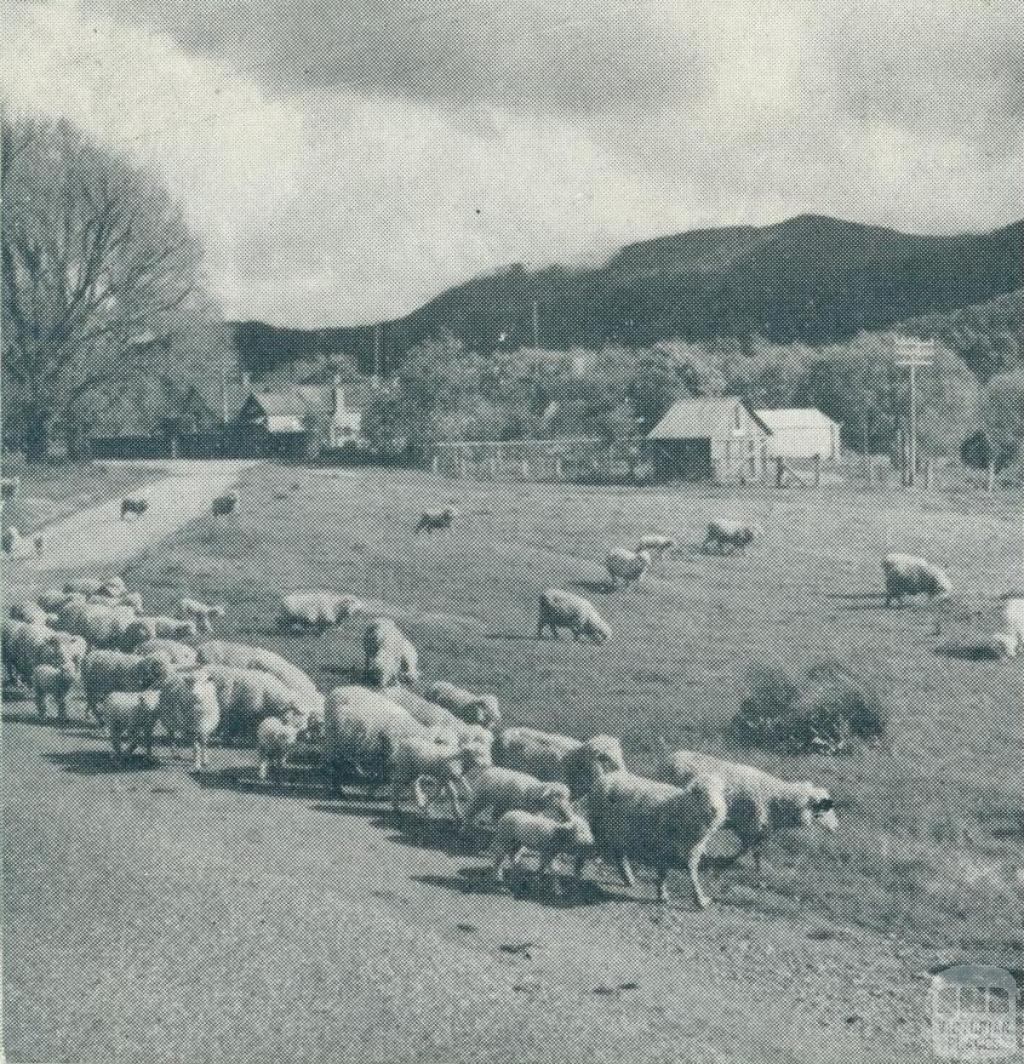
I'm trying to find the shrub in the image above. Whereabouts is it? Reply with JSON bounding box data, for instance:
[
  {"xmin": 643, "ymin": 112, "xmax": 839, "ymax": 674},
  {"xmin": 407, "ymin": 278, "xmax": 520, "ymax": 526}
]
[{"xmin": 731, "ymin": 659, "xmax": 887, "ymax": 755}]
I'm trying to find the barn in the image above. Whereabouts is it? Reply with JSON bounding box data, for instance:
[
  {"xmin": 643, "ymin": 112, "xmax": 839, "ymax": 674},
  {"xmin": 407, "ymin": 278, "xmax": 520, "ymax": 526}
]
[
  {"xmin": 756, "ymin": 408, "xmax": 841, "ymax": 462},
  {"xmin": 647, "ymin": 397, "xmax": 771, "ymax": 482}
]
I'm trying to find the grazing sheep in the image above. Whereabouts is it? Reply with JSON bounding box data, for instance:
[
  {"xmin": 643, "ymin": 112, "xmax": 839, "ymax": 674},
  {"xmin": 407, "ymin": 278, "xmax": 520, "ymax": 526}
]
[
  {"xmin": 636, "ymin": 534, "xmax": 676, "ymax": 557},
  {"xmin": 211, "ymin": 490, "xmax": 238, "ymax": 518},
  {"xmin": 491, "ymin": 810, "xmax": 595, "ymax": 887},
  {"xmin": 605, "ymin": 547, "xmax": 652, "ymax": 589},
  {"xmin": 10, "ymin": 602, "xmax": 57, "ymax": 627},
  {"xmin": 655, "ymin": 749, "xmax": 838, "ymax": 882},
  {"xmin": 363, "ymin": 618, "xmax": 419, "ymax": 688},
  {"xmin": 196, "ymin": 641, "xmax": 320, "ymax": 702},
  {"xmin": 425, "ymin": 680, "xmax": 501, "ymax": 729},
  {"xmin": 202, "ymin": 665, "xmax": 318, "ymax": 744},
  {"xmin": 121, "ymin": 616, "xmax": 198, "ymax": 650},
  {"xmin": 55, "ymin": 599, "xmax": 139, "ymax": 649},
  {"xmin": 2, "ymin": 620, "xmax": 83, "ymax": 687},
  {"xmin": 64, "ymin": 576, "xmax": 126, "ymax": 598},
  {"xmin": 158, "ymin": 668, "xmax": 221, "ymax": 769},
  {"xmin": 414, "ymin": 506, "xmax": 459, "ymax": 533},
  {"xmin": 585, "ymin": 769, "xmax": 728, "ymax": 907},
  {"xmin": 278, "ymin": 591, "xmax": 365, "ymax": 631},
  {"xmin": 132, "ymin": 639, "xmax": 199, "ymax": 668},
  {"xmin": 390, "ymin": 737, "xmax": 490, "ymax": 818},
  {"xmin": 177, "ymin": 598, "xmax": 225, "ymax": 634},
  {"xmin": 255, "ymin": 717, "xmax": 303, "ymax": 782},
  {"xmin": 882, "ymin": 553, "xmax": 952, "ymax": 607},
  {"xmin": 105, "ymin": 691, "xmax": 162, "ymax": 763},
  {"xmin": 1, "ymin": 475, "xmax": 20, "ymax": 501},
  {"xmin": 81, "ymin": 649, "xmax": 169, "ymax": 722},
  {"xmin": 33, "ymin": 662, "xmax": 77, "ymax": 720},
  {"xmin": 461, "ymin": 765, "xmax": 573, "ymax": 827},
  {"xmin": 387, "ymin": 686, "xmax": 493, "ymax": 752},
  {"xmin": 492, "ymin": 726, "xmax": 625, "ymax": 797},
  {"xmin": 537, "ymin": 589, "xmax": 611, "ymax": 644},
  {"xmin": 702, "ymin": 519, "xmax": 761, "ymax": 554},
  {"xmin": 120, "ymin": 497, "xmax": 149, "ymax": 520}
]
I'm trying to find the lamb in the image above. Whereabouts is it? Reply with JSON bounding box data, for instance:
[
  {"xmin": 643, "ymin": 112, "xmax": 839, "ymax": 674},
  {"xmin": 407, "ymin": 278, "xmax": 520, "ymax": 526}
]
[
  {"xmin": 105, "ymin": 691, "xmax": 162, "ymax": 763},
  {"xmin": 278, "ymin": 591, "xmax": 365, "ymax": 631},
  {"xmin": 655, "ymin": 748, "xmax": 838, "ymax": 882},
  {"xmin": 121, "ymin": 616, "xmax": 198, "ymax": 650},
  {"xmin": 64, "ymin": 576, "xmax": 126, "ymax": 598},
  {"xmin": 491, "ymin": 810, "xmax": 595, "ymax": 887},
  {"xmin": 132, "ymin": 639, "xmax": 199, "ymax": 668},
  {"xmin": 492, "ymin": 726, "xmax": 625, "ymax": 797},
  {"xmin": 461, "ymin": 765, "xmax": 573, "ymax": 828},
  {"xmin": 414, "ymin": 506, "xmax": 459, "ymax": 533},
  {"xmin": 33, "ymin": 662, "xmax": 77, "ymax": 720},
  {"xmin": 636, "ymin": 534, "xmax": 676, "ymax": 557},
  {"xmin": 55, "ymin": 599, "xmax": 139, "ymax": 649},
  {"xmin": 605, "ymin": 548, "xmax": 652, "ymax": 589},
  {"xmin": 425, "ymin": 680, "xmax": 501, "ymax": 729},
  {"xmin": 390, "ymin": 737, "xmax": 491, "ymax": 819},
  {"xmin": 158, "ymin": 668, "xmax": 221, "ymax": 769},
  {"xmin": 585, "ymin": 769, "xmax": 727, "ymax": 907},
  {"xmin": 536, "ymin": 589, "xmax": 611, "ymax": 644},
  {"xmin": 211, "ymin": 490, "xmax": 238, "ymax": 518},
  {"xmin": 2, "ymin": 620, "xmax": 84, "ymax": 686},
  {"xmin": 81, "ymin": 649, "xmax": 169, "ymax": 722},
  {"xmin": 177, "ymin": 598, "xmax": 226, "ymax": 634},
  {"xmin": 363, "ymin": 618, "xmax": 419, "ymax": 688},
  {"xmin": 196, "ymin": 641, "xmax": 320, "ymax": 702},
  {"xmin": 254, "ymin": 717, "xmax": 306, "ymax": 782},
  {"xmin": 202, "ymin": 665, "xmax": 318, "ymax": 744},
  {"xmin": 120, "ymin": 497, "xmax": 149, "ymax": 520},
  {"xmin": 387, "ymin": 686, "xmax": 494, "ymax": 752},
  {"xmin": 882, "ymin": 553, "xmax": 952, "ymax": 607},
  {"xmin": 702, "ymin": 519, "xmax": 761, "ymax": 554}
]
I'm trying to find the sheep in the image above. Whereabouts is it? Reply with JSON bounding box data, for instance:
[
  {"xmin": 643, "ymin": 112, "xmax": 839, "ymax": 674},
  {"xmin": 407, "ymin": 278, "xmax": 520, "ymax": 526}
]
[
  {"xmin": 461, "ymin": 765, "xmax": 573, "ymax": 828},
  {"xmin": 363, "ymin": 618, "xmax": 419, "ymax": 688},
  {"xmin": 491, "ymin": 810, "xmax": 596, "ymax": 888},
  {"xmin": 277, "ymin": 591, "xmax": 365, "ymax": 631},
  {"xmin": 390, "ymin": 737, "xmax": 491, "ymax": 819},
  {"xmin": 605, "ymin": 547, "xmax": 651, "ymax": 589},
  {"xmin": 386, "ymin": 686, "xmax": 494, "ymax": 752},
  {"xmin": 132, "ymin": 639, "xmax": 199, "ymax": 668},
  {"xmin": 492, "ymin": 726, "xmax": 625, "ymax": 798},
  {"xmin": 655, "ymin": 748, "xmax": 838, "ymax": 883},
  {"xmin": 202, "ymin": 665, "xmax": 319, "ymax": 745},
  {"xmin": 54, "ymin": 599, "xmax": 139, "ymax": 649},
  {"xmin": 255, "ymin": 717, "xmax": 308, "ymax": 782},
  {"xmin": 33, "ymin": 662, "xmax": 77, "ymax": 720},
  {"xmin": 536, "ymin": 589, "xmax": 611, "ymax": 644},
  {"xmin": 2, "ymin": 526, "xmax": 28, "ymax": 557},
  {"xmin": 81, "ymin": 649, "xmax": 169, "ymax": 722},
  {"xmin": 105, "ymin": 691, "xmax": 162, "ymax": 763},
  {"xmin": 882, "ymin": 553, "xmax": 952, "ymax": 607},
  {"xmin": 1000, "ymin": 596, "xmax": 1024, "ymax": 655},
  {"xmin": 2, "ymin": 620, "xmax": 83, "ymax": 687},
  {"xmin": 64, "ymin": 576, "xmax": 126, "ymax": 598},
  {"xmin": 425, "ymin": 680, "xmax": 501, "ymax": 729},
  {"xmin": 584, "ymin": 769, "xmax": 727, "ymax": 907},
  {"xmin": 158, "ymin": 668, "xmax": 221, "ymax": 769},
  {"xmin": 211, "ymin": 490, "xmax": 238, "ymax": 518},
  {"xmin": 37, "ymin": 588, "xmax": 79, "ymax": 612},
  {"xmin": 177, "ymin": 598, "xmax": 225, "ymax": 634},
  {"xmin": 121, "ymin": 616, "xmax": 198, "ymax": 650},
  {"xmin": 196, "ymin": 641, "xmax": 320, "ymax": 703},
  {"xmin": 702, "ymin": 519, "xmax": 761, "ymax": 554},
  {"xmin": 120, "ymin": 497, "xmax": 149, "ymax": 520},
  {"xmin": 414, "ymin": 506, "xmax": 459, "ymax": 533},
  {"xmin": 636, "ymin": 534, "xmax": 675, "ymax": 557},
  {"xmin": 1, "ymin": 475, "xmax": 20, "ymax": 501},
  {"xmin": 10, "ymin": 602, "xmax": 58, "ymax": 627}
]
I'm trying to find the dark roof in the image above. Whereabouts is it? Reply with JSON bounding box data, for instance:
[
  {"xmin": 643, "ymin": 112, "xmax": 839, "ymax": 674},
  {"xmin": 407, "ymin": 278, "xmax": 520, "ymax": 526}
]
[{"xmin": 648, "ymin": 397, "xmax": 770, "ymax": 440}]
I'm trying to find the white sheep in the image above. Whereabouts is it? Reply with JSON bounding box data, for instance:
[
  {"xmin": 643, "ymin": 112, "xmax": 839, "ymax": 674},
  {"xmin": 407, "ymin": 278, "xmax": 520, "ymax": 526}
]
[
  {"xmin": 703, "ymin": 519, "xmax": 761, "ymax": 554},
  {"xmin": 132, "ymin": 639, "xmax": 199, "ymax": 668},
  {"xmin": 492, "ymin": 726, "xmax": 624, "ymax": 797},
  {"xmin": 655, "ymin": 748, "xmax": 838, "ymax": 882},
  {"xmin": 882, "ymin": 553, "xmax": 952, "ymax": 607},
  {"xmin": 491, "ymin": 810, "xmax": 595, "ymax": 887},
  {"xmin": 585, "ymin": 769, "xmax": 728, "ymax": 907},
  {"xmin": 278, "ymin": 591, "xmax": 365, "ymax": 631},
  {"xmin": 605, "ymin": 548, "xmax": 651, "ymax": 589},
  {"xmin": 158, "ymin": 668, "xmax": 221, "ymax": 769},
  {"xmin": 37, "ymin": 589, "xmax": 79, "ymax": 612},
  {"xmin": 121, "ymin": 616, "xmax": 198, "ymax": 650},
  {"xmin": 425, "ymin": 680, "xmax": 501, "ymax": 729},
  {"xmin": 461, "ymin": 765, "xmax": 573, "ymax": 828},
  {"xmin": 536, "ymin": 589, "xmax": 611, "ymax": 644},
  {"xmin": 177, "ymin": 598, "xmax": 225, "ymax": 634},
  {"xmin": 33, "ymin": 662, "xmax": 77, "ymax": 720},
  {"xmin": 636, "ymin": 534, "xmax": 676, "ymax": 557},
  {"xmin": 202, "ymin": 664, "xmax": 318, "ymax": 744},
  {"xmin": 414, "ymin": 507, "xmax": 459, "ymax": 533},
  {"xmin": 196, "ymin": 641, "xmax": 320, "ymax": 703},
  {"xmin": 362, "ymin": 618, "xmax": 419, "ymax": 688},
  {"xmin": 255, "ymin": 717, "xmax": 301, "ymax": 782},
  {"xmin": 2, "ymin": 620, "xmax": 83, "ymax": 687},
  {"xmin": 54, "ymin": 599, "xmax": 138, "ymax": 649},
  {"xmin": 81, "ymin": 649, "xmax": 169, "ymax": 722},
  {"xmin": 390, "ymin": 737, "xmax": 491, "ymax": 819},
  {"xmin": 105, "ymin": 690, "xmax": 162, "ymax": 763},
  {"xmin": 386, "ymin": 686, "xmax": 494, "ymax": 753},
  {"xmin": 1000, "ymin": 596, "xmax": 1024, "ymax": 656}
]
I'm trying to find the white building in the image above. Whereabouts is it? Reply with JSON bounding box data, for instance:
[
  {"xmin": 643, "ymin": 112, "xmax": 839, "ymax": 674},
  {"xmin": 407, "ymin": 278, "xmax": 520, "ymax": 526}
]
[{"xmin": 756, "ymin": 408, "xmax": 841, "ymax": 462}]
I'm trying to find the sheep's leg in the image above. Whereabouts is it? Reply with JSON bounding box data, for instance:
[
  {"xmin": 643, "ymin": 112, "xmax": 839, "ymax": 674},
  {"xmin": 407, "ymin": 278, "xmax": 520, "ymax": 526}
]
[
  {"xmin": 258, "ymin": 756, "xmax": 270, "ymax": 782},
  {"xmin": 35, "ymin": 690, "xmax": 47, "ymax": 719},
  {"xmin": 655, "ymin": 867, "xmax": 671, "ymax": 903},
  {"xmin": 493, "ymin": 851, "xmax": 507, "ymax": 882},
  {"xmin": 615, "ymin": 853, "xmax": 635, "ymax": 888},
  {"xmin": 443, "ymin": 779, "xmax": 463, "ymax": 821},
  {"xmin": 56, "ymin": 692, "xmax": 68, "ymax": 720},
  {"xmin": 193, "ymin": 740, "xmax": 202, "ymax": 770},
  {"xmin": 412, "ymin": 776, "xmax": 429, "ymax": 809},
  {"xmin": 687, "ymin": 837, "xmax": 714, "ymax": 909},
  {"xmin": 753, "ymin": 847, "xmax": 764, "ymax": 887},
  {"xmin": 111, "ymin": 727, "xmax": 123, "ymax": 765},
  {"xmin": 573, "ymin": 853, "xmax": 589, "ymax": 879}
]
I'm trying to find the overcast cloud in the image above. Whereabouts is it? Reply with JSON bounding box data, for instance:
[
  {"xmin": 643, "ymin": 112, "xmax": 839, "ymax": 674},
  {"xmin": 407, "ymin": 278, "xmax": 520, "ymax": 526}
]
[{"xmin": 4, "ymin": 0, "xmax": 1022, "ymax": 326}]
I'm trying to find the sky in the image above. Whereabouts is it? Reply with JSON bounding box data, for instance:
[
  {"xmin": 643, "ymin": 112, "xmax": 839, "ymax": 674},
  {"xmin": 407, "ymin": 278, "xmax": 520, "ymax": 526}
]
[{"xmin": 4, "ymin": 0, "xmax": 1023, "ymax": 327}]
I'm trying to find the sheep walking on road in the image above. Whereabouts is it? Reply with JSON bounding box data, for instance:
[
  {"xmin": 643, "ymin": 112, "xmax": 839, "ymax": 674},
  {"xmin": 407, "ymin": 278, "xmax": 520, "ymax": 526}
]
[
  {"xmin": 81, "ymin": 649, "xmax": 169, "ymax": 722},
  {"xmin": 461, "ymin": 765, "xmax": 573, "ymax": 829},
  {"xmin": 33, "ymin": 662, "xmax": 77, "ymax": 720},
  {"xmin": 120, "ymin": 497, "xmax": 149, "ymax": 520},
  {"xmin": 491, "ymin": 810, "xmax": 595, "ymax": 889},
  {"xmin": 702, "ymin": 520, "xmax": 761, "ymax": 555},
  {"xmin": 158, "ymin": 669, "xmax": 221, "ymax": 769},
  {"xmin": 605, "ymin": 548, "xmax": 651, "ymax": 589},
  {"xmin": 106, "ymin": 691, "xmax": 162, "ymax": 764},
  {"xmin": 363, "ymin": 618, "xmax": 419, "ymax": 688},
  {"xmin": 537, "ymin": 590, "xmax": 610, "ymax": 644},
  {"xmin": 389, "ymin": 737, "xmax": 490, "ymax": 820},
  {"xmin": 197, "ymin": 641, "xmax": 320, "ymax": 703},
  {"xmin": 255, "ymin": 717, "xmax": 302, "ymax": 782},
  {"xmin": 492, "ymin": 727, "xmax": 624, "ymax": 798},
  {"xmin": 414, "ymin": 507, "xmax": 459, "ymax": 534},
  {"xmin": 882, "ymin": 553, "xmax": 952, "ymax": 607}
]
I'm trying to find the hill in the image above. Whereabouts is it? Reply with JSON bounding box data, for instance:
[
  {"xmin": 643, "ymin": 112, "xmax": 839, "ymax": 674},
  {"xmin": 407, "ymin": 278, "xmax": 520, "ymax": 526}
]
[{"xmin": 232, "ymin": 214, "xmax": 1024, "ymax": 377}]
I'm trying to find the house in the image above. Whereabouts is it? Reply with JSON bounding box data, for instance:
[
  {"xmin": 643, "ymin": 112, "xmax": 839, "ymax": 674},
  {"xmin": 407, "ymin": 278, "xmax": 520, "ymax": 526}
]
[
  {"xmin": 647, "ymin": 397, "xmax": 771, "ymax": 482},
  {"xmin": 235, "ymin": 376, "xmax": 373, "ymax": 450},
  {"xmin": 755, "ymin": 408, "xmax": 841, "ymax": 462}
]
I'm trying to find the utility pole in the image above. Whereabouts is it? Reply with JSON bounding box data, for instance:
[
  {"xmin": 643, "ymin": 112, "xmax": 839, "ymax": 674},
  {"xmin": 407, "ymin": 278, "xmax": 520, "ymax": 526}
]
[
  {"xmin": 373, "ymin": 323, "xmax": 383, "ymax": 382},
  {"xmin": 895, "ymin": 336, "xmax": 934, "ymax": 487},
  {"xmin": 221, "ymin": 362, "xmax": 229, "ymax": 423},
  {"xmin": 531, "ymin": 300, "xmax": 540, "ymax": 348}
]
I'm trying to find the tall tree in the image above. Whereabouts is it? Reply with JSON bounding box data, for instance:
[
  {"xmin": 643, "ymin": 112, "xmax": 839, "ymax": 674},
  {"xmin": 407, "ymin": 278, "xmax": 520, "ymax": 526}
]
[{"xmin": 2, "ymin": 113, "xmax": 221, "ymax": 460}]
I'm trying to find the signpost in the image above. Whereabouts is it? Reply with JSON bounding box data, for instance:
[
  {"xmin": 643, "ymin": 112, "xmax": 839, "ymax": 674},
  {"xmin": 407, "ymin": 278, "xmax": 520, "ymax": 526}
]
[{"xmin": 895, "ymin": 337, "xmax": 934, "ymax": 487}]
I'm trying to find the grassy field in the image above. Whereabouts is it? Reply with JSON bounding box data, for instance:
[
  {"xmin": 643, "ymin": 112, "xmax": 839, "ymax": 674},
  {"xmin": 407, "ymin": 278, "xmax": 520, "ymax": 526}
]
[{"xmin": 114, "ymin": 462, "xmax": 1024, "ymax": 954}]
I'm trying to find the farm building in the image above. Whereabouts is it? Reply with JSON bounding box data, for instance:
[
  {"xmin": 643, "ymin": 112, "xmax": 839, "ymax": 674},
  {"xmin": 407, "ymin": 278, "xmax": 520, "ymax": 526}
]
[
  {"xmin": 756, "ymin": 408, "xmax": 841, "ymax": 461},
  {"xmin": 647, "ymin": 397, "xmax": 771, "ymax": 482},
  {"xmin": 235, "ymin": 377, "xmax": 373, "ymax": 450}
]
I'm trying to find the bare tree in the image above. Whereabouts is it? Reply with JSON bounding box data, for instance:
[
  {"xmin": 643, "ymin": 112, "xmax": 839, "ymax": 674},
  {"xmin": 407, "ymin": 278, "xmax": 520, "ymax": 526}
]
[{"xmin": 2, "ymin": 113, "xmax": 219, "ymax": 460}]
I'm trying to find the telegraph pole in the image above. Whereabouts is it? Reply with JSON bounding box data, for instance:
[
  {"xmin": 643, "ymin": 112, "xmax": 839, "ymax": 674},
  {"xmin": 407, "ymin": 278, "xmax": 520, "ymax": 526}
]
[
  {"xmin": 373, "ymin": 323, "xmax": 383, "ymax": 382},
  {"xmin": 895, "ymin": 336, "xmax": 934, "ymax": 487},
  {"xmin": 531, "ymin": 300, "xmax": 540, "ymax": 348}
]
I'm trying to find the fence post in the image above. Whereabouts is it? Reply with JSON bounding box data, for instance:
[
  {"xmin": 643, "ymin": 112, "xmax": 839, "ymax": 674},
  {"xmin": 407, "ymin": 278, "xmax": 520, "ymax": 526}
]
[
  {"xmin": 457, "ymin": 455, "xmax": 465, "ymax": 479},
  {"xmin": 813, "ymin": 453, "xmax": 821, "ymax": 487},
  {"xmin": 554, "ymin": 456, "xmax": 564, "ymax": 480},
  {"xmin": 924, "ymin": 458, "xmax": 933, "ymax": 490},
  {"xmin": 432, "ymin": 454, "xmax": 440, "ymax": 474},
  {"xmin": 987, "ymin": 461, "xmax": 996, "ymax": 492}
]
